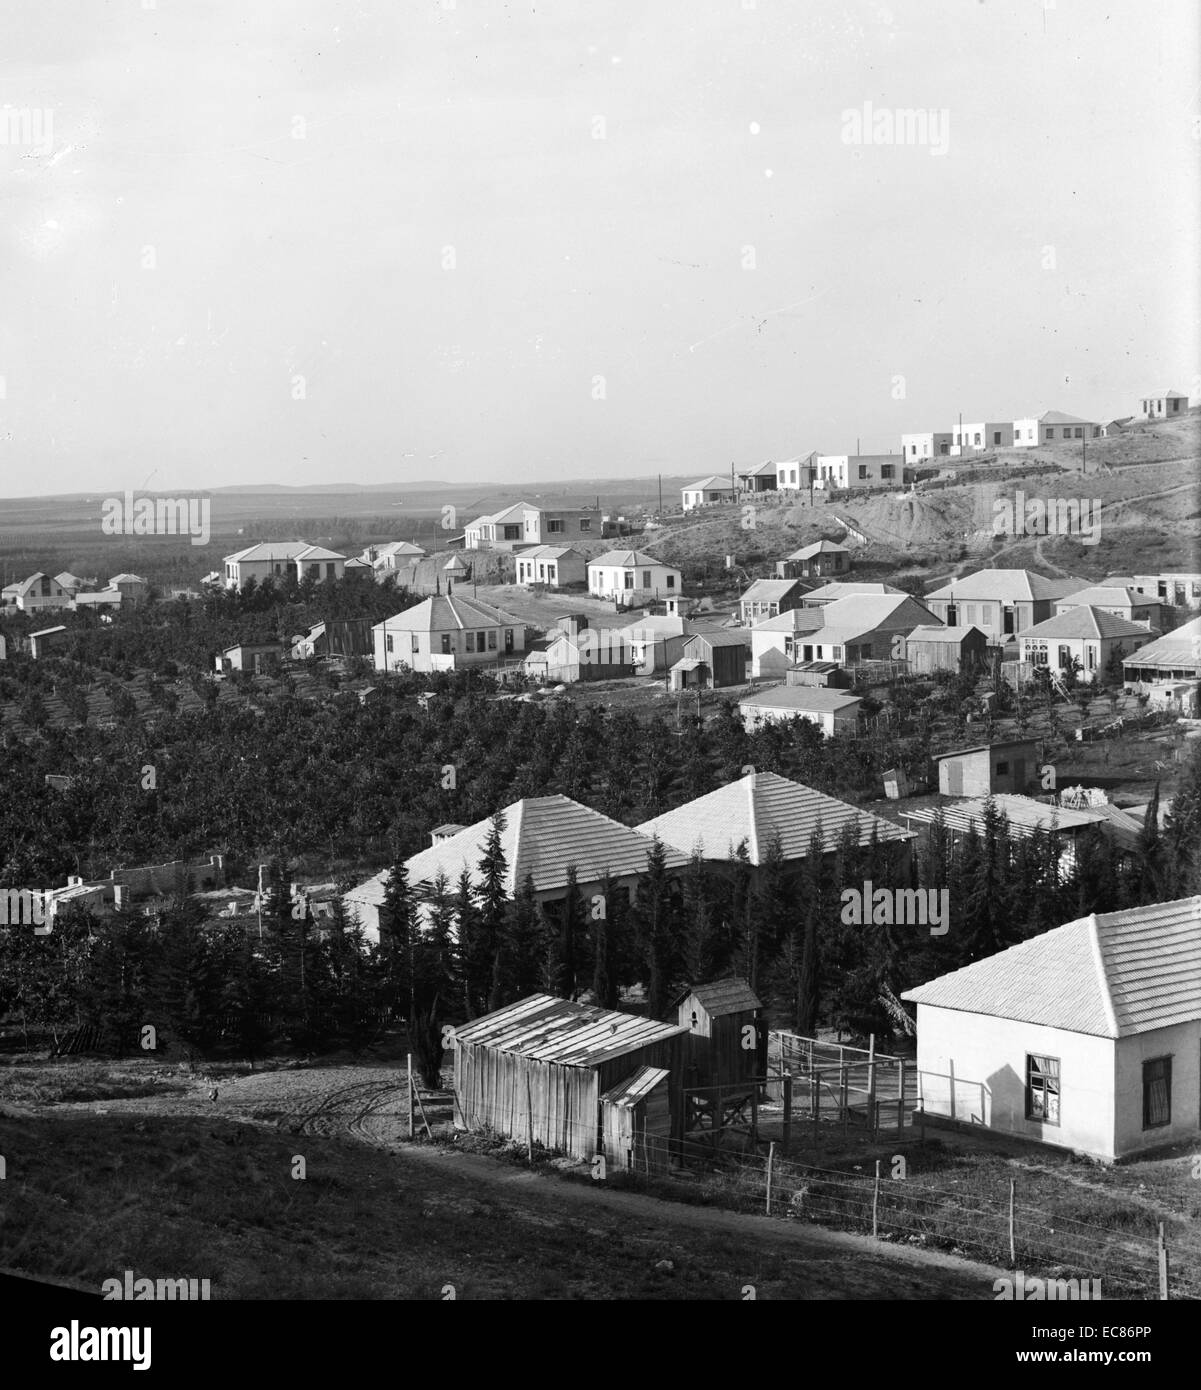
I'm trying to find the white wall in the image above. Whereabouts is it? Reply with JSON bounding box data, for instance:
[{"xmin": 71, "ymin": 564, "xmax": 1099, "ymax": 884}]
[
  {"xmin": 913, "ymin": 1003, "xmax": 1118, "ymax": 1159},
  {"xmin": 1113, "ymin": 1021, "xmax": 1201, "ymax": 1158}
]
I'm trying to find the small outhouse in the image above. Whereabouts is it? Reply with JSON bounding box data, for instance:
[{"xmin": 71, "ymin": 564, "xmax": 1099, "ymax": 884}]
[
  {"xmin": 600, "ymin": 1065, "xmax": 673, "ymax": 1174},
  {"xmin": 675, "ymin": 978, "xmax": 764, "ymax": 1087}
]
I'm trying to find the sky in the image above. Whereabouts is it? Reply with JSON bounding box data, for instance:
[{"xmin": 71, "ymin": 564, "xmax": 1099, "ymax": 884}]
[{"xmin": 1, "ymin": 0, "xmax": 1198, "ymax": 497}]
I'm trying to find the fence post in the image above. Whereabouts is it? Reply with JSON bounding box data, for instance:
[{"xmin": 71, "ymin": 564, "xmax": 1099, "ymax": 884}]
[
  {"xmin": 872, "ymin": 1159, "xmax": 881, "ymax": 1239},
  {"xmin": 898, "ymin": 1059, "xmax": 906, "ymax": 1138},
  {"xmin": 526, "ymin": 1070, "xmax": 535, "ymax": 1166},
  {"xmin": 867, "ymin": 1034, "xmax": 877, "ymax": 1140},
  {"xmin": 1158, "ymin": 1223, "xmax": 1169, "ymax": 1300},
  {"xmin": 813, "ymin": 1068, "xmax": 821, "ymax": 1144},
  {"xmin": 1008, "ymin": 1179, "xmax": 1016, "ymax": 1265},
  {"xmin": 841, "ymin": 1065, "xmax": 849, "ymax": 1137},
  {"xmin": 783, "ymin": 1075, "xmax": 792, "ymax": 1155},
  {"xmin": 407, "ymin": 1053, "xmax": 415, "ymax": 1139},
  {"xmin": 766, "ymin": 1142, "xmax": 776, "ymax": 1216}
]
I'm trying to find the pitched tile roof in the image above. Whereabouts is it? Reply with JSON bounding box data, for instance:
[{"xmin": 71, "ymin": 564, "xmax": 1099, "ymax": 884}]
[
  {"xmin": 1057, "ymin": 585, "xmax": 1154, "ymax": 609},
  {"xmin": 516, "ymin": 544, "xmax": 580, "ymax": 560},
  {"xmin": 803, "ymin": 581, "xmax": 904, "ymax": 602},
  {"xmin": 788, "ymin": 540, "xmax": 849, "ymax": 560},
  {"xmin": 374, "ymin": 594, "xmax": 522, "ymax": 633},
  {"xmin": 685, "ymin": 475, "xmax": 735, "ymax": 490},
  {"xmin": 225, "ymin": 542, "xmax": 312, "ymax": 563},
  {"xmin": 741, "ymin": 579, "xmax": 807, "ymax": 603},
  {"xmin": 588, "ymin": 549, "xmax": 675, "ymax": 569},
  {"xmin": 926, "ymin": 568, "xmax": 1089, "ymax": 603},
  {"xmin": 350, "ymin": 795, "xmax": 689, "ymax": 905},
  {"xmin": 1021, "ymin": 606, "xmax": 1156, "ymax": 640},
  {"xmin": 636, "ymin": 771, "xmax": 910, "ymax": 865},
  {"xmin": 454, "ymin": 994, "xmax": 687, "ymax": 1066},
  {"xmin": 907, "ymin": 625, "xmax": 986, "ymax": 642},
  {"xmin": 902, "ymin": 896, "xmax": 1201, "ymax": 1038},
  {"xmin": 1039, "ymin": 410, "xmax": 1098, "ymax": 426},
  {"xmin": 901, "ymin": 793, "xmax": 1141, "ymax": 851}
]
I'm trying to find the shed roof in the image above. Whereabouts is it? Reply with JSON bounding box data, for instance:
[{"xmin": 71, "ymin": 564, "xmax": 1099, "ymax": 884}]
[
  {"xmin": 902, "ymin": 896, "xmax": 1201, "ymax": 1038},
  {"xmin": 804, "ymin": 581, "xmax": 903, "ymax": 602},
  {"xmin": 685, "ymin": 475, "xmax": 736, "ymax": 491},
  {"xmin": 374, "ymin": 594, "xmax": 520, "ymax": 633},
  {"xmin": 739, "ymin": 685, "xmax": 861, "ymax": 712},
  {"xmin": 902, "ymin": 794, "xmax": 1140, "ymax": 851},
  {"xmin": 684, "ymin": 629, "xmax": 750, "ymax": 651},
  {"xmin": 600, "ymin": 1065, "xmax": 671, "ymax": 1107},
  {"xmin": 636, "ymin": 771, "xmax": 911, "ymax": 866},
  {"xmin": 741, "ymin": 578, "xmax": 807, "ymax": 602},
  {"xmin": 1057, "ymin": 585, "xmax": 1153, "ymax": 609},
  {"xmin": 906, "ymin": 625, "xmax": 986, "ymax": 643},
  {"xmin": 1120, "ymin": 616, "xmax": 1201, "ymax": 669},
  {"xmin": 788, "ymin": 540, "xmax": 849, "ymax": 560},
  {"xmin": 933, "ymin": 738, "xmax": 1040, "ymax": 762},
  {"xmin": 677, "ymin": 978, "xmax": 762, "ymax": 1017},
  {"xmin": 454, "ymin": 994, "xmax": 687, "ymax": 1066}
]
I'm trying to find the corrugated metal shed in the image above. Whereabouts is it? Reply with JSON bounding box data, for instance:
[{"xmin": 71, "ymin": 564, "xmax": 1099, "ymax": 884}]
[{"xmin": 454, "ymin": 993, "xmax": 688, "ymax": 1066}]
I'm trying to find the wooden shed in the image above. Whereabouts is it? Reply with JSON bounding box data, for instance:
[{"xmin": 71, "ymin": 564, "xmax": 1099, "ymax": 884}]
[
  {"xmin": 905, "ymin": 624, "xmax": 989, "ymax": 676},
  {"xmin": 783, "ymin": 660, "xmax": 852, "ymax": 688},
  {"xmin": 933, "ymin": 738, "xmax": 1039, "ymax": 797},
  {"xmin": 599, "ymin": 1065, "xmax": 673, "ymax": 1174},
  {"xmin": 453, "ymin": 994, "xmax": 688, "ymax": 1161},
  {"xmin": 675, "ymin": 978, "xmax": 763, "ymax": 1087},
  {"xmin": 669, "ymin": 630, "xmax": 748, "ymax": 690}
]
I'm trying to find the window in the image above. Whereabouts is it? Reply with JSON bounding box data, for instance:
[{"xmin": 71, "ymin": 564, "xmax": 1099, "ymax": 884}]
[
  {"xmin": 831, "ymin": 646, "xmax": 843, "ymax": 660},
  {"xmin": 881, "ymin": 465, "xmax": 894, "ymax": 480},
  {"xmin": 994, "ymin": 431, "xmax": 1002, "ymax": 445},
  {"xmin": 1086, "ymin": 643, "xmax": 1097, "ymax": 670},
  {"xmin": 1025, "ymin": 1054, "xmax": 1060, "ymax": 1124},
  {"xmin": 1028, "ymin": 641, "xmax": 1048, "ymax": 666},
  {"xmin": 547, "ymin": 519, "xmax": 564, "ymax": 533},
  {"xmin": 974, "ymin": 433, "xmax": 982, "ymax": 446},
  {"xmin": 579, "ymin": 518, "xmax": 591, "ymax": 531},
  {"xmin": 1045, "ymin": 428, "xmax": 1055, "ymax": 440},
  {"xmin": 1142, "ymin": 1057, "xmax": 1171, "ymax": 1128},
  {"xmin": 939, "ymin": 442, "xmax": 949, "ymax": 454},
  {"xmin": 1057, "ymin": 644, "xmax": 1072, "ymax": 670},
  {"xmin": 465, "ymin": 633, "xmax": 476, "ymax": 653},
  {"xmin": 790, "ymin": 470, "xmax": 797, "ymax": 484},
  {"xmin": 441, "ymin": 634, "xmax": 452, "ymax": 654},
  {"xmin": 502, "ymin": 525, "xmax": 521, "ymax": 540},
  {"xmin": 487, "ymin": 630, "xmax": 497, "ymax": 650},
  {"xmin": 910, "ymin": 444, "xmax": 916, "ymax": 456},
  {"xmin": 623, "ymin": 572, "xmax": 633, "ymax": 589},
  {"xmin": 641, "ymin": 571, "xmax": 651, "ymax": 587},
  {"xmin": 1074, "ymin": 428, "xmax": 1083, "ymax": 439},
  {"xmin": 411, "ymin": 635, "xmax": 419, "ymax": 654},
  {"xmin": 666, "ymin": 574, "xmax": 676, "ymax": 589},
  {"xmin": 1092, "ymin": 426, "xmax": 1101, "ymax": 437},
  {"xmin": 385, "ymin": 634, "xmax": 394, "ymax": 653},
  {"xmin": 995, "ymin": 761, "xmax": 1009, "ymax": 776},
  {"xmin": 964, "ymin": 604, "xmax": 976, "ymax": 624},
  {"xmin": 858, "ymin": 465, "xmax": 869, "ymax": 479}
]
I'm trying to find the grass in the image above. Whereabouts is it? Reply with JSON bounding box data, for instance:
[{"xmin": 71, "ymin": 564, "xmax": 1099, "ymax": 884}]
[{"xmin": 0, "ymin": 1059, "xmax": 191, "ymax": 1108}]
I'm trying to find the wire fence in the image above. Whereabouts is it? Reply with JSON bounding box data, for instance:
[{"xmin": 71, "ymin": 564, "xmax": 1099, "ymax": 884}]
[{"xmin": 436, "ymin": 1080, "xmax": 1201, "ymax": 1300}]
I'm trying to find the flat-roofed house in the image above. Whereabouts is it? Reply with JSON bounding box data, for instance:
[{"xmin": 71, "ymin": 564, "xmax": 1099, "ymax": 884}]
[
  {"xmin": 681, "ymin": 475, "xmax": 736, "ymax": 511},
  {"xmin": 345, "ymin": 794, "xmax": 690, "ymax": 944},
  {"xmin": 902, "ymin": 896, "xmax": 1201, "ymax": 1161},
  {"xmin": 813, "ymin": 454, "xmax": 903, "ymax": 490},
  {"xmin": 775, "ymin": 540, "xmax": 851, "ymax": 580},
  {"xmin": 587, "ymin": 550, "xmax": 681, "ymax": 605},
  {"xmin": 738, "ymin": 577, "xmax": 808, "ymax": 624},
  {"xmin": 215, "ymin": 641, "xmax": 286, "ymax": 675},
  {"xmin": 738, "ymin": 684, "xmax": 862, "ymax": 735},
  {"xmin": 513, "ymin": 545, "xmax": 586, "ymax": 588},
  {"xmin": 372, "ymin": 594, "xmax": 526, "ymax": 673},
  {"xmin": 1018, "ymin": 607, "xmax": 1156, "ymax": 685},
  {"xmin": 1129, "ymin": 573, "xmax": 1201, "ymax": 610},
  {"xmin": 774, "ymin": 453, "xmax": 820, "ymax": 491},
  {"xmin": 932, "ymin": 739, "xmax": 1041, "ymax": 797},
  {"xmin": 1138, "ymin": 391, "xmax": 1188, "ymax": 420},
  {"xmin": 924, "ymin": 568, "xmax": 1088, "ymax": 638}
]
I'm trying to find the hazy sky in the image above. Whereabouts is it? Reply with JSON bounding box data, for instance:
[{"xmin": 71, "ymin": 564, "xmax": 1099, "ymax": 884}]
[{"xmin": 2, "ymin": 0, "xmax": 1197, "ymax": 497}]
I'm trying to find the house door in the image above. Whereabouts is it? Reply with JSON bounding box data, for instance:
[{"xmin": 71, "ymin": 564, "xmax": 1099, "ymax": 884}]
[
  {"xmin": 504, "ymin": 629, "xmax": 514, "ymax": 654},
  {"xmin": 802, "ymin": 645, "xmax": 813, "ymax": 661},
  {"xmin": 946, "ymin": 604, "xmax": 957, "ymax": 626},
  {"xmin": 1003, "ymin": 607, "xmax": 1015, "ymax": 636},
  {"xmin": 946, "ymin": 761, "xmax": 963, "ymax": 795}
]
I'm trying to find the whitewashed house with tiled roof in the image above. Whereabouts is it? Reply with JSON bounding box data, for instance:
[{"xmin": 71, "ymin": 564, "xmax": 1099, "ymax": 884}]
[
  {"xmin": 636, "ymin": 771, "xmax": 913, "ymax": 872},
  {"xmin": 345, "ymin": 795, "xmax": 689, "ymax": 943},
  {"xmin": 903, "ymin": 896, "xmax": 1201, "ymax": 1160}
]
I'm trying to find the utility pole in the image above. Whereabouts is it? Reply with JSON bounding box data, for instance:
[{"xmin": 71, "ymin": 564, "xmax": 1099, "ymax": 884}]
[{"xmin": 657, "ymin": 474, "xmax": 663, "ymax": 517}]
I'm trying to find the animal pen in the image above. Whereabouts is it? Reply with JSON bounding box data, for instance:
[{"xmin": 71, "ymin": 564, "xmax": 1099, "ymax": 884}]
[{"xmin": 766, "ymin": 1032, "xmax": 921, "ymax": 1140}]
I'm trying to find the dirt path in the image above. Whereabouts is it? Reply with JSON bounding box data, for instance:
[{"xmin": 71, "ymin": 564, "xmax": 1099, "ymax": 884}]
[{"xmin": 49, "ymin": 1064, "xmax": 1008, "ymax": 1298}]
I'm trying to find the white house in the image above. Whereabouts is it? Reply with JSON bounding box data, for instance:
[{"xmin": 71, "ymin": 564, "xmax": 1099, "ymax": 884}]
[
  {"xmin": 587, "ymin": 550, "xmax": 681, "ymax": 604},
  {"xmin": 681, "ymin": 476, "xmax": 736, "ymax": 511},
  {"xmin": 1039, "ymin": 411, "xmax": 1103, "ymax": 445},
  {"xmin": 750, "ymin": 593, "xmax": 937, "ymax": 676},
  {"xmin": 344, "ymin": 795, "xmax": 689, "ymax": 944},
  {"xmin": 738, "ymin": 685, "xmax": 862, "ymax": 735},
  {"xmin": 1138, "ymin": 391, "xmax": 1188, "ymax": 420},
  {"xmin": 373, "ymin": 594, "xmax": 525, "ymax": 673},
  {"xmin": 903, "ymin": 896, "xmax": 1201, "ymax": 1161},
  {"xmin": 223, "ymin": 542, "xmax": 346, "ymax": 588},
  {"xmin": 738, "ymin": 577, "xmax": 808, "ymax": 624},
  {"xmin": 1053, "ymin": 584, "xmax": 1163, "ymax": 630},
  {"xmin": 1018, "ymin": 606, "xmax": 1155, "ymax": 684},
  {"xmin": 813, "ymin": 454, "xmax": 902, "ymax": 490},
  {"xmin": 513, "ymin": 545, "xmax": 586, "ymax": 588},
  {"xmin": 359, "ymin": 541, "xmax": 426, "ymax": 572},
  {"xmin": 108, "ymin": 573, "xmax": 150, "ymax": 603},
  {"xmin": 925, "ymin": 569, "xmax": 1088, "ymax": 638},
  {"xmin": 464, "ymin": 502, "xmax": 600, "ymax": 550},
  {"xmin": 774, "ymin": 453, "xmax": 820, "ymax": 491},
  {"xmin": 1122, "ymin": 615, "xmax": 1201, "ymax": 689}
]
